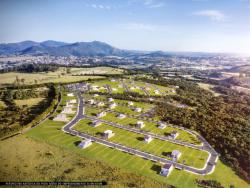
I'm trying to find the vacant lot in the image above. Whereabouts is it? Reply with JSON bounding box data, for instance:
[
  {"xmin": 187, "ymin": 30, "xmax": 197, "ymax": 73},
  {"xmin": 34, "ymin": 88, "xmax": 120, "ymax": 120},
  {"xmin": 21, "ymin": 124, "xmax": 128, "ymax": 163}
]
[
  {"xmin": 0, "ymin": 67, "xmax": 124, "ymax": 86},
  {"xmin": 0, "ymin": 135, "xmax": 168, "ymax": 188}
]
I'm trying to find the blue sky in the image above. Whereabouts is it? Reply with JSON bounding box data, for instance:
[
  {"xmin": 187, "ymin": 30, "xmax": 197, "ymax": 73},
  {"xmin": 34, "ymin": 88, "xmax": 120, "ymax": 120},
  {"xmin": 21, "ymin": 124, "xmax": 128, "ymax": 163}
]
[{"xmin": 0, "ymin": 0, "xmax": 250, "ymax": 53}]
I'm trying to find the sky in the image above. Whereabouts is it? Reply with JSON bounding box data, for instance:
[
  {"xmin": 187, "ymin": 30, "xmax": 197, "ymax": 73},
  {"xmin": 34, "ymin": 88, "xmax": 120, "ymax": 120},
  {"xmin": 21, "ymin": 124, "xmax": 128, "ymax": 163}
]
[{"xmin": 0, "ymin": 0, "xmax": 250, "ymax": 54}]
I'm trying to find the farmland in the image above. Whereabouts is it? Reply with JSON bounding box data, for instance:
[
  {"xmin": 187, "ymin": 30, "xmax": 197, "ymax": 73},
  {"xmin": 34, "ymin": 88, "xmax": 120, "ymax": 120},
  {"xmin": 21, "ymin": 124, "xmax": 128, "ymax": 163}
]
[{"xmin": 0, "ymin": 66, "xmax": 124, "ymax": 86}]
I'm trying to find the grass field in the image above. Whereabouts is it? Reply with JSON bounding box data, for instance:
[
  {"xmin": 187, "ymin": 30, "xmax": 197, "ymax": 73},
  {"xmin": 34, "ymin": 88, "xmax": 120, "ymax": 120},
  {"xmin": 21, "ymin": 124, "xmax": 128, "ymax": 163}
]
[
  {"xmin": 23, "ymin": 93, "xmax": 248, "ymax": 188},
  {"xmin": 15, "ymin": 97, "xmax": 45, "ymax": 107},
  {"xmin": 198, "ymin": 83, "xmax": 220, "ymax": 96},
  {"xmin": 71, "ymin": 67, "xmax": 124, "ymax": 75},
  {"xmin": 0, "ymin": 135, "xmax": 169, "ymax": 188},
  {"xmin": 0, "ymin": 67, "xmax": 125, "ymax": 86},
  {"xmin": 74, "ymin": 119, "xmax": 207, "ymax": 169},
  {"xmin": 88, "ymin": 78, "xmax": 175, "ymax": 96}
]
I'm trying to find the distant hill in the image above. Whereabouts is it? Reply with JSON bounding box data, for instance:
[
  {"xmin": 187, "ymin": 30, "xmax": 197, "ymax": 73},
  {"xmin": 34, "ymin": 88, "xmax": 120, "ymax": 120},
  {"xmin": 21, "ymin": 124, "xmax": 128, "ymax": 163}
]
[{"xmin": 0, "ymin": 40, "xmax": 130, "ymax": 57}]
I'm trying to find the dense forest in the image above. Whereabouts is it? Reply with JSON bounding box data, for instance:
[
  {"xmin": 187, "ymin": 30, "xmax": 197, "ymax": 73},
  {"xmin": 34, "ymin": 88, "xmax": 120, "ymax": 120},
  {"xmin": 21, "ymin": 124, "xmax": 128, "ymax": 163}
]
[
  {"xmin": 0, "ymin": 63, "xmax": 59, "ymax": 73},
  {"xmin": 0, "ymin": 85, "xmax": 58, "ymax": 138},
  {"xmin": 137, "ymin": 77, "xmax": 250, "ymax": 183}
]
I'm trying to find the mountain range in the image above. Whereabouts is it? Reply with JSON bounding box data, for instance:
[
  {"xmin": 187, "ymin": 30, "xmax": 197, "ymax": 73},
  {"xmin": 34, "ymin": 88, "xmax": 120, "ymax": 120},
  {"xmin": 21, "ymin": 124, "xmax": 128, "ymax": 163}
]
[
  {"xmin": 0, "ymin": 40, "xmax": 133, "ymax": 57},
  {"xmin": 0, "ymin": 40, "xmax": 231, "ymax": 57}
]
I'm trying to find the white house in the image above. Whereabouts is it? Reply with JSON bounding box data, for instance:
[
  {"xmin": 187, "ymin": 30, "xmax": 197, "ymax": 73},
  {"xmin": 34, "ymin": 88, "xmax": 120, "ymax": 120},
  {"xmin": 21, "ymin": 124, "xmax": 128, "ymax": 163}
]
[
  {"xmin": 154, "ymin": 90, "xmax": 160, "ymax": 94},
  {"xmin": 53, "ymin": 113, "xmax": 68, "ymax": 122},
  {"xmin": 88, "ymin": 99, "xmax": 95, "ymax": 105},
  {"xmin": 130, "ymin": 86, "xmax": 135, "ymax": 90},
  {"xmin": 117, "ymin": 114, "xmax": 126, "ymax": 119},
  {"xmin": 158, "ymin": 123, "xmax": 167, "ymax": 129},
  {"xmin": 128, "ymin": 101, "xmax": 134, "ymax": 106},
  {"xmin": 103, "ymin": 130, "xmax": 115, "ymax": 139},
  {"xmin": 111, "ymin": 79, "xmax": 116, "ymax": 82},
  {"xmin": 92, "ymin": 85, "xmax": 99, "ymax": 91},
  {"xmin": 146, "ymin": 87, "xmax": 151, "ymax": 91},
  {"xmin": 90, "ymin": 120, "xmax": 102, "ymax": 127},
  {"xmin": 136, "ymin": 121, "xmax": 145, "ymax": 129},
  {"xmin": 61, "ymin": 107, "xmax": 75, "ymax": 114},
  {"xmin": 97, "ymin": 111, "xmax": 106, "ymax": 118},
  {"xmin": 144, "ymin": 135, "xmax": 153, "ymax": 143},
  {"xmin": 78, "ymin": 139, "xmax": 92, "ymax": 149},
  {"xmin": 160, "ymin": 163, "xmax": 174, "ymax": 177},
  {"xmin": 171, "ymin": 150, "xmax": 182, "ymax": 160},
  {"xmin": 67, "ymin": 93, "xmax": 74, "ymax": 97},
  {"xmin": 134, "ymin": 107, "xmax": 142, "ymax": 112},
  {"xmin": 66, "ymin": 102, "xmax": 74, "ymax": 108},
  {"xmin": 170, "ymin": 131, "xmax": 179, "ymax": 139},
  {"xmin": 112, "ymin": 88, "xmax": 117, "ymax": 91},
  {"xmin": 69, "ymin": 99, "xmax": 77, "ymax": 104},
  {"xmin": 108, "ymin": 98, "xmax": 114, "ymax": 102},
  {"xmin": 109, "ymin": 102, "xmax": 117, "ymax": 109},
  {"xmin": 93, "ymin": 94, "xmax": 99, "ymax": 97},
  {"xmin": 97, "ymin": 102, "xmax": 105, "ymax": 107}
]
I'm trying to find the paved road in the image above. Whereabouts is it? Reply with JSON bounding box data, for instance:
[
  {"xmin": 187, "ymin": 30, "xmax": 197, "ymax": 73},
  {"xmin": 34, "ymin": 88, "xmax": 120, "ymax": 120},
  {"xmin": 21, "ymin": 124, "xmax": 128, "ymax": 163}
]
[{"xmin": 62, "ymin": 92, "xmax": 219, "ymax": 175}]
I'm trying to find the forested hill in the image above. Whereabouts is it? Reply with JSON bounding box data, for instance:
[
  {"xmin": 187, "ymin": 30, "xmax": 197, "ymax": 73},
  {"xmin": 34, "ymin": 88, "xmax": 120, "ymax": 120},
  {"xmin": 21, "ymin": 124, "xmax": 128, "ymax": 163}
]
[{"xmin": 139, "ymin": 78, "xmax": 250, "ymax": 183}]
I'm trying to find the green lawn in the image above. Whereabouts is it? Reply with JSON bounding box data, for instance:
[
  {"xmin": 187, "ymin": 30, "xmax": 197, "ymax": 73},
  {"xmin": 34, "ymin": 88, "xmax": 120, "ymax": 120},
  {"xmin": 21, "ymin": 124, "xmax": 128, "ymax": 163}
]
[
  {"xmin": 25, "ymin": 116, "xmax": 248, "ymax": 188},
  {"xmin": 24, "ymin": 92, "xmax": 248, "ymax": 188},
  {"xmin": 74, "ymin": 119, "xmax": 207, "ymax": 169}
]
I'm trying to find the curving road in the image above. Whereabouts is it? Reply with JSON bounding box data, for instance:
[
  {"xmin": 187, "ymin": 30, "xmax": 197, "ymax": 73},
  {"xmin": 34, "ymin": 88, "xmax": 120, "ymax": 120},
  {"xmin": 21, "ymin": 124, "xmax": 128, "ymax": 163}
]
[{"xmin": 62, "ymin": 92, "xmax": 219, "ymax": 175}]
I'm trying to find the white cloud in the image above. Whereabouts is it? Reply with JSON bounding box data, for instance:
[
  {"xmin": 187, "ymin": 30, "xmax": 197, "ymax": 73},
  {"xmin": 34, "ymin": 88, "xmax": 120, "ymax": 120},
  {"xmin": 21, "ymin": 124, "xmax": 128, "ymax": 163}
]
[
  {"xmin": 143, "ymin": 0, "xmax": 165, "ymax": 8},
  {"xmin": 88, "ymin": 4, "xmax": 111, "ymax": 10},
  {"xmin": 120, "ymin": 22, "xmax": 158, "ymax": 31},
  {"xmin": 193, "ymin": 10, "xmax": 226, "ymax": 21}
]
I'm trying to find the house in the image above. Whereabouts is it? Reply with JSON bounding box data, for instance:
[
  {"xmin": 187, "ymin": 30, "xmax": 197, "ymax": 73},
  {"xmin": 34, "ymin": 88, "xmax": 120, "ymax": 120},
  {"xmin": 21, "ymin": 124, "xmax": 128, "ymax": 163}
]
[
  {"xmin": 109, "ymin": 102, "xmax": 117, "ymax": 109},
  {"xmin": 112, "ymin": 88, "xmax": 117, "ymax": 91},
  {"xmin": 171, "ymin": 89, "xmax": 176, "ymax": 93},
  {"xmin": 93, "ymin": 94, "xmax": 99, "ymax": 97},
  {"xmin": 130, "ymin": 86, "xmax": 135, "ymax": 90},
  {"xmin": 111, "ymin": 79, "xmax": 116, "ymax": 82},
  {"xmin": 149, "ymin": 98, "xmax": 154, "ymax": 101},
  {"xmin": 154, "ymin": 90, "xmax": 160, "ymax": 94},
  {"xmin": 66, "ymin": 102, "xmax": 73, "ymax": 108},
  {"xmin": 61, "ymin": 107, "xmax": 75, "ymax": 114},
  {"xmin": 117, "ymin": 114, "xmax": 126, "ymax": 119},
  {"xmin": 171, "ymin": 150, "xmax": 181, "ymax": 160},
  {"xmin": 103, "ymin": 130, "xmax": 115, "ymax": 139},
  {"xmin": 97, "ymin": 111, "xmax": 106, "ymax": 118},
  {"xmin": 160, "ymin": 163, "xmax": 174, "ymax": 177},
  {"xmin": 92, "ymin": 85, "xmax": 99, "ymax": 91},
  {"xmin": 144, "ymin": 135, "xmax": 153, "ymax": 143},
  {"xmin": 108, "ymin": 98, "xmax": 114, "ymax": 102},
  {"xmin": 67, "ymin": 93, "xmax": 74, "ymax": 97},
  {"xmin": 88, "ymin": 99, "xmax": 95, "ymax": 105},
  {"xmin": 97, "ymin": 102, "xmax": 105, "ymax": 107},
  {"xmin": 134, "ymin": 107, "xmax": 142, "ymax": 112},
  {"xmin": 158, "ymin": 122, "xmax": 167, "ymax": 129},
  {"xmin": 69, "ymin": 99, "xmax": 77, "ymax": 104},
  {"xmin": 78, "ymin": 139, "xmax": 92, "ymax": 149},
  {"xmin": 170, "ymin": 131, "xmax": 179, "ymax": 139},
  {"xmin": 136, "ymin": 121, "xmax": 145, "ymax": 129},
  {"xmin": 175, "ymin": 86, "xmax": 179, "ymax": 89},
  {"xmin": 53, "ymin": 113, "xmax": 68, "ymax": 122},
  {"xmin": 146, "ymin": 87, "xmax": 151, "ymax": 91},
  {"xmin": 128, "ymin": 101, "xmax": 134, "ymax": 106},
  {"xmin": 90, "ymin": 120, "xmax": 102, "ymax": 127}
]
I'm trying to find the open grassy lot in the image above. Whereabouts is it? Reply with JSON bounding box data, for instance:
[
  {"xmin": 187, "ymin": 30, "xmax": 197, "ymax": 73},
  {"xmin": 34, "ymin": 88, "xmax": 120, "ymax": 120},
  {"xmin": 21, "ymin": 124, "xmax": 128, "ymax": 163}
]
[
  {"xmin": 14, "ymin": 97, "xmax": 45, "ymax": 107},
  {"xmin": 0, "ymin": 135, "xmax": 168, "ymax": 188},
  {"xmin": 71, "ymin": 67, "xmax": 124, "ymax": 75},
  {"xmin": 25, "ymin": 114, "xmax": 248, "ymax": 188},
  {"xmin": 0, "ymin": 67, "xmax": 109, "ymax": 86},
  {"xmin": 88, "ymin": 78, "xmax": 176, "ymax": 96},
  {"xmin": 74, "ymin": 119, "xmax": 207, "ymax": 169},
  {"xmin": 198, "ymin": 83, "xmax": 220, "ymax": 96}
]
